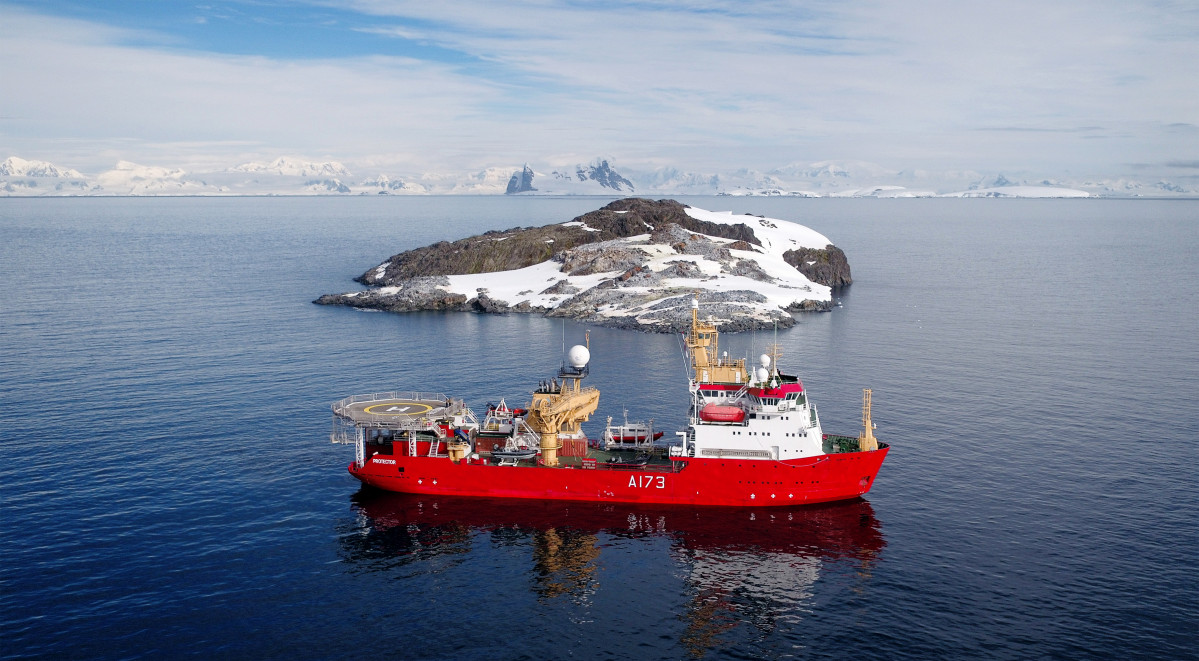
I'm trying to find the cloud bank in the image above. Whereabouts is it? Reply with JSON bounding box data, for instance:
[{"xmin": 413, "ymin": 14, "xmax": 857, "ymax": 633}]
[{"xmin": 1, "ymin": 1, "xmax": 1196, "ymax": 182}]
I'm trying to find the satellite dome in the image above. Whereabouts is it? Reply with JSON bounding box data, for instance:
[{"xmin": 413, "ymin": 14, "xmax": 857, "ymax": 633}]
[
  {"xmin": 759, "ymin": 354, "xmax": 771, "ymax": 368},
  {"xmin": 567, "ymin": 345, "xmax": 590, "ymax": 369},
  {"xmin": 756, "ymin": 367, "xmax": 770, "ymax": 383}
]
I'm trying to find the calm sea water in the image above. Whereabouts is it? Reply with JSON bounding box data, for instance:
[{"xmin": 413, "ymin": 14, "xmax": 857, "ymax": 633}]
[{"xmin": 1, "ymin": 196, "xmax": 1196, "ymax": 660}]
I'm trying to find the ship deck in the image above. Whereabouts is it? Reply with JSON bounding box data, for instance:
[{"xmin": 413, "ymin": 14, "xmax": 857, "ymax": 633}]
[{"xmin": 481, "ymin": 447, "xmax": 677, "ymax": 472}]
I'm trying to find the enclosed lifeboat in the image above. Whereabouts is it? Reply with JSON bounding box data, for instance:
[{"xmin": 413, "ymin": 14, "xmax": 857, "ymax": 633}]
[{"xmin": 699, "ymin": 403, "xmax": 745, "ymax": 423}]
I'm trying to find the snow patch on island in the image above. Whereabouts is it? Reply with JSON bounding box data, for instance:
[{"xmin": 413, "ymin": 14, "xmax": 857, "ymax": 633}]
[{"xmin": 433, "ymin": 205, "xmax": 836, "ymax": 330}]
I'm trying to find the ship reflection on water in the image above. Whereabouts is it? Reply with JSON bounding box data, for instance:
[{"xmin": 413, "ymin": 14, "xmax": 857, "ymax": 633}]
[{"xmin": 342, "ymin": 489, "xmax": 884, "ymax": 655}]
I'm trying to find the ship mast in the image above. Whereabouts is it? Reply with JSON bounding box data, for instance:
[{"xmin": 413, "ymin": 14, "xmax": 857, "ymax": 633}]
[
  {"xmin": 858, "ymin": 388, "xmax": 879, "ymax": 451},
  {"xmin": 685, "ymin": 297, "xmax": 746, "ymax": 385}
]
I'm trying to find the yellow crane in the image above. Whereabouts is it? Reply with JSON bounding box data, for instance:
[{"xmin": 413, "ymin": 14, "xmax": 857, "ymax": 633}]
[{"xmin": 524, "ymin": 345, "xmax": 600, "ymax": 467}]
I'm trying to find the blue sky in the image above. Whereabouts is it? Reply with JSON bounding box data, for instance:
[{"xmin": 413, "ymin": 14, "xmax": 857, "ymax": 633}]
[
  {"xmin": 4, "ymin": 0, "xmax": 478, "ymax": 60},
  {"xmin": 2, "ymin": 0, "xmax": 1196, "ymax": 181}
]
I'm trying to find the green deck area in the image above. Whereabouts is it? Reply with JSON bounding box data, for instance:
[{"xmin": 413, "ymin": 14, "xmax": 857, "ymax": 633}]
[{"xmin": 822, "ymin": 434, "xmax": 862, "ymax": 453}]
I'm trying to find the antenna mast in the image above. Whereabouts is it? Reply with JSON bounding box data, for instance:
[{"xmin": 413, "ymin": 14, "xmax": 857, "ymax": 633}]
[{"xmin": 858, "ymin": 389, "xmax": 879, "ymax": 451}]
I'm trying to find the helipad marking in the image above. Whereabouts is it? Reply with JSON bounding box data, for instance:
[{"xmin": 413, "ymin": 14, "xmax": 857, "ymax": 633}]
[{"xmin": 364, "ymin": 401, "xmax": 433, "ymax": 416}]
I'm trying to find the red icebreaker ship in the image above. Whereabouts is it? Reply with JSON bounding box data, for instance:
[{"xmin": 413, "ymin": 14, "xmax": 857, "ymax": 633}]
[{"xmin": 331, "ymin": 299, "xmax": 889, "ymax": 507}]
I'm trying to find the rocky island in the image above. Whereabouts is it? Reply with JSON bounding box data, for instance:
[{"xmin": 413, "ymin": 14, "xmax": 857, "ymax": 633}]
[{"xmin": 315, "ymin": 198, "xmax": 851, "ymax": 332}]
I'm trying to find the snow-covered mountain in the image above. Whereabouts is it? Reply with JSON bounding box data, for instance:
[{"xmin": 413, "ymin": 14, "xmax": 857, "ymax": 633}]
[
  {"xmin": 636, "ymin": 166, "xmax": 721, "ymax": 194},
  {"xmin": 1, "ymin": 156, "xmax": 83, "ymax": 179},
  {"xmin": 941, "ymin": 186, "xmax": 1090, "ymax": 198},
  {"xmin": 1, "ymin": 156, "xmax": 92, "ymax": 195},
  {"xmin": 95, "ymin": 161, "xmax": 227, "ymax": 196},
  {"xmin": 771, "ymin": 160, "xmax": 890, "ymax": 180},
  {"xmin": 506, "ymin": 164, "xmax": 536, "ymax": 194},
  {"xmin": 361, "ymin": 174, "xmax": 422, "ymax": 194},
  {"xmin": 575, "ymin": 159, "xmax": 634, "ymax": 192},
  {"xmin": 304, "ymin": 179, "xmax": 352, "ymax": 194},
  {"xmin": 708, "ymin": 163, "xmax": 1098, "ymax": 198},
  {"xmin": 506, "ymin": 159, "xmax": 637, "ymax": 195},
  {"xmin": 230, "ymin": 157, "xmax": 350, "ymax": 178}
]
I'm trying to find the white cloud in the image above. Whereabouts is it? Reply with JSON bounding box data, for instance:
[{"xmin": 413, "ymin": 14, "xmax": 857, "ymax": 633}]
[
  {"xmin": 1, "ymin": 1, "xmax": 1196, "ymax": 178},
  {"xmin": 0, "ymin": 7, "xmax": 521, "ymax": 172}
]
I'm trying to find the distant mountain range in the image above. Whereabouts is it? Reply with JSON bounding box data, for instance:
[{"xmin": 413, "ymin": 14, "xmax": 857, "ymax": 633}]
[{"xmin": 2, "ymin": 155, "xmax": 1194, "ymax": 198}]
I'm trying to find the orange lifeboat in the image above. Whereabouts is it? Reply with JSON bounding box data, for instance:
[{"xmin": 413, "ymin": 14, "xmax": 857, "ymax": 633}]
[{"xmin": 699, "ymin": 404, "xmax": 745, "ymax": 423}]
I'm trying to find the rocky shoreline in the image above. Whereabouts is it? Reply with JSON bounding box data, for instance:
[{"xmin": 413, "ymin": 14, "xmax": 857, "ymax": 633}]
[{"xmin": 315, "ymin": 198, "xmax": 851, "ymax": 332}]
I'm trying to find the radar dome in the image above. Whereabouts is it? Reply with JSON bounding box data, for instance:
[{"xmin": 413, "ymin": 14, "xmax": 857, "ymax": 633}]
[
  {"xmin": 756, "ymin": 367, "xmax": 770, "ymax": 383},
  {"xmin": 759, "ymin": 354, "xmax": 771, "ymax": 368},
  {"xmin": 567, "ymin": 345, "xmax": 590, "ymax": 369}
]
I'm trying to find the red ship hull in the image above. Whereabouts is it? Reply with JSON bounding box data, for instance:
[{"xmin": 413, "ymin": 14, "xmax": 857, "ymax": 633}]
[{"xmin": 349, "ymin": 444, "xmax": 888, "ymax": 507}]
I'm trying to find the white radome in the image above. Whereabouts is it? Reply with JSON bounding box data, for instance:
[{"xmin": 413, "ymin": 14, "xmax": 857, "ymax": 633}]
[
  {"xmin": 567, "ymin": 345, "xmax": 590, "ymax": 368},
  {"xmin": 759, "ymin": 354, "xmax": 771, "ymax": 368}
]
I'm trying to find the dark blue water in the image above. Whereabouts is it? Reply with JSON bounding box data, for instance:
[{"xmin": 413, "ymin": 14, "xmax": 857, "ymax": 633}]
[{"xmin": 1, "ymin": 197, "xmax": 1196, "ymax": 660}]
